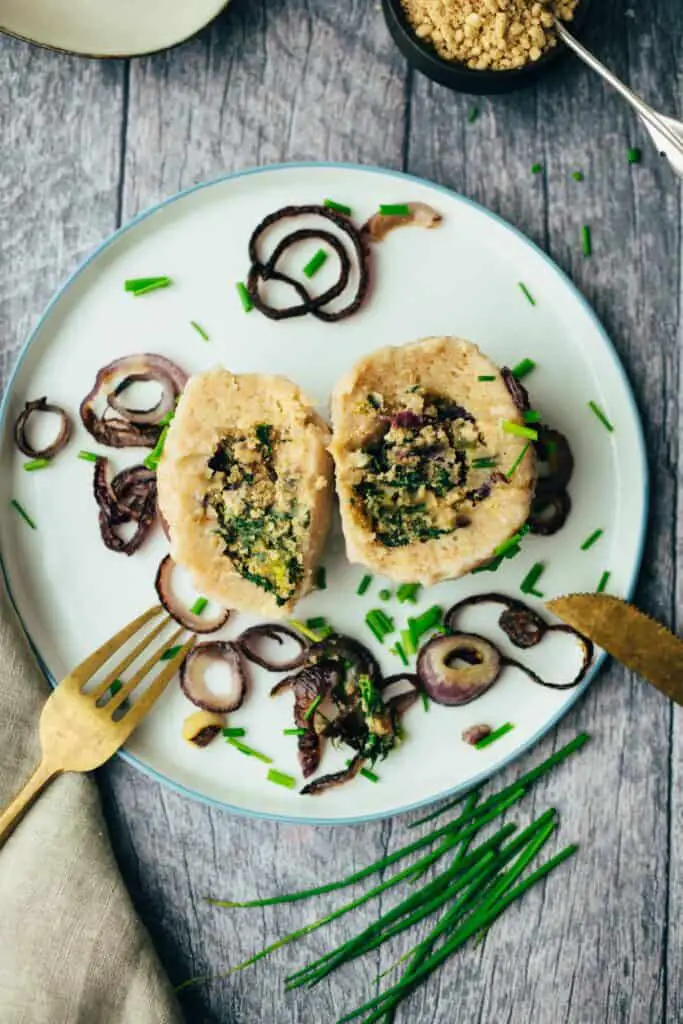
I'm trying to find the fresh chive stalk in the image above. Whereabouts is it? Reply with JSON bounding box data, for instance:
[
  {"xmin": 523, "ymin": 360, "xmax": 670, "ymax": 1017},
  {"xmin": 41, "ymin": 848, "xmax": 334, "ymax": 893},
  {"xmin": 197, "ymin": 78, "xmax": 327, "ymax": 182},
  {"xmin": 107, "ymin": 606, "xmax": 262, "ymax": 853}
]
[
  {"xmin": 289, "ymin": 619, "xmax": 326, "ymax": 642},
  {"xmin": 303, "ymin": 248, "xmax": 328, "ymax": 278},
  {"xmin": 596, "ymin": 570, "xmax": 610, "ymax": 594},
  {"xmin": 78, "ymin": 450, "xmax": 99, "ymax": 462},
  {"xmin": 379, "ymin": 203, "xmax": 410, "ymax": 216},
  {"xmin": 572, "ymin": 170, "xmax": 584, "ymax": 181},
  {"xmin": 523, "ymin": 409, "xmax": 540, "ymax": 423},
  {"xmin": 493, "ymin": 534, "xmax": 522, "ymax": 558},
  {"xmin": 421, "ymin": 691, "xmax": 430, "ymax": 712},
  {"xmin": 520, "ymin": 562, "xmax": 545, "ymax": 597},
  {"xmin": 627, "ymin": 147, "xmax": 641, "ymax": 165},
  {"xmin": 511, "ymin": 357, "xmax": 536, "ymax": 379},
  {"xmin": 379, "ymin": 588, "xmax": 392, "ymax": 601},
  {"xmin": 283, "ymin": 727, "xmax": 307, "ymax": 736},
  {"xmin": 357, "ymin": 574, "xmax": 373, "ymax": 596},
  {"xmin": 236, "ymin": 281, "xmax": 253, "ymax": 313},
  {"xmin": 396, "ymin": 582, "xmax": 421, "ymax": 604},
  {"xmin": 580, "ymin": 528, "xmax": 604, "ymax": 551},
  {"xmin": 588, "ymin": 400, "xmax": 614, "ymax": 432},
  {"xmin": 365, "ymin": 608, "xmax": 395, "ymax": 643},
  {"xmin": 467, "ymin": 106, "xmax": 479, "ymax": 124},
  {"xmin": 401, "ymin": 628, "xmax": 416, "ymax": 656},
  {"xmin": 506, "ymin": 442, "xmax": 530, "ymax": 480},
  {"xmin": 306, "ymin": 616, "xmax": 327, "ymax": 630},
  {"xmin": 304, "ymin": 695, "xmax": 322, "ymax": 721},
  {"xmin": 472, "ymin": 456, "xmax": 497, "ymax": 470},
  {"xmin": 531, "ymin": 163, "xmax": 543, "ymax": 175},
  {"xmin": 314, "ymin": 565, "xmax": 327, "ymax": 590},
  {"xmin": 475, "ymin": 722, "xmax": 515, "ymax": 748},
  {"xmin": 360, "ymin": 768, "xmax": 380, "ymax": 783},
  {"xmin": 222, "ymin": 727, "xmax": 247, "ymax": 738},
  {"xmin": 160, "ymin": 645, "xmax": 183, "ymax": 661},
  {"xmin": 581, "ymin": 224, "xmax": 592, "ymax": 257},
  {"xmin": 190, "ymin": 320, "xmax": 209, "ymax": 341},
  {"xmin": 10, "ymin": 499, "xmax": 36, "ymax": 529},
  {"xmin": 390, "ymin": 641, "xmax": 408, "ymax": 666},
  {"xmin": 226, "ymin": 737, "xmax": 272, "ymax": 763},
  {"xmin": 323, "ymin": 198, "xmax": 352, "ymax": 216},
  {"xmin": 477, "ymin": 375, "xmax": 496, "ymax": 382},
  {"xmin": 502, "ymin": 420, "xmax": 538, "ymax": 441},
  {"xmin": 470, "ymin": 554, "xmax": 503, "ymax": 575},
  {"xmin": 189, "ymin": 596, "xmax": 208, "ymax": 616},
  {"xmin": 125, "ymin": 276, "xmax": 171, "ymax": 296},
  {"xmin": 23, "ymin": 458, "xmax": 50, "ymax": 471},
  {"xmin": 407, "ymin": 605, "xmax": 443, "ymax": 648},
  {"xmin": 518, "ymin": 282, "xmax": 536, "ymax": 306},
  {"xmin": 267, "ymin": 769, "xmax": 297, "ymax": 789}
]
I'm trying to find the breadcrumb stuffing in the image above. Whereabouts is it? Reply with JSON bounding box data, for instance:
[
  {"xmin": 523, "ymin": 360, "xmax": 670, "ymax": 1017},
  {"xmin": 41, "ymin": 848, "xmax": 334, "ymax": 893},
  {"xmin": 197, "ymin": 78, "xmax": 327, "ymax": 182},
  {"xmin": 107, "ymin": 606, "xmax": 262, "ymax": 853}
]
[{"xmin": 401, "ymin": 0, "xmax": 578, "ymax": 71}]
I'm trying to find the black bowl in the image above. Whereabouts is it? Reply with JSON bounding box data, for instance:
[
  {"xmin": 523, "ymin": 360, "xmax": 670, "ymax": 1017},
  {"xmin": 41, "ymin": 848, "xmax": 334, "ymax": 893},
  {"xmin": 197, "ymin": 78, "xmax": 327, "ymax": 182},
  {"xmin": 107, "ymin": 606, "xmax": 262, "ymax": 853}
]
[{"xmin": 382, "ymin": 0, "xmax": 592, "ymax": 95}]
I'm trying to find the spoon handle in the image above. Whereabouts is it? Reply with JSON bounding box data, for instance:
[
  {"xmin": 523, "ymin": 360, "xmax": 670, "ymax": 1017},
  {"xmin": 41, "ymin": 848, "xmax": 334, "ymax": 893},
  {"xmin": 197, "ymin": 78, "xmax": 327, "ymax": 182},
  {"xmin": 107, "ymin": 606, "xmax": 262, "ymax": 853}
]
[{"xmin": 555, "ymin": 22, "xmax": 658, "ymax": 122}]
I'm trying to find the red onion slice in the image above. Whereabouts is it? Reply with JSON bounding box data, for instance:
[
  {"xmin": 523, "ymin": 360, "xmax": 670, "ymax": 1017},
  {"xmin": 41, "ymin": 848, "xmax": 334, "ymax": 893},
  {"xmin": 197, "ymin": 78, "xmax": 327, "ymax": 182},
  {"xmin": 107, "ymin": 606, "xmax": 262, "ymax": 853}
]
[
  {"xmin": 380, "ymin": 673, "xmax": 420, "ymax": 716},
  {"xmin": 93, "ymin": 457, "xmax": 157, "ymax": 555},
  {"xmin": 417, "ymin": 632, "xmax": 502, "ymax": 706},
  {"xmin": 237, "ymin": 624, "xmax": 310, "ymax": 671},
  {"xmin": 300, "ymin": 753, "xmax": 364, "ymax": 795},
  {"xmin": 155, "ymin": 554, "xmax": 230, "ymax": 634},
  {"xmin": 80, "ymin": 354, "xmax": 187, "ymax": 448},
  {"xmin": 14, "ymin": 397, "xmax": 72, "ymax": 459},
  {"xmin": 180, "ymin": 642, "xmax": 246, "ymax": 713}
]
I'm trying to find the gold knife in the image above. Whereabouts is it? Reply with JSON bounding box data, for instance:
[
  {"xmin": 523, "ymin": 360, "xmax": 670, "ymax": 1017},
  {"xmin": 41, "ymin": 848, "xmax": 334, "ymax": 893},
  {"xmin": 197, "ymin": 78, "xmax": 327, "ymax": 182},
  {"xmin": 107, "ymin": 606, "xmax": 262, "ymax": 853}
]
[{"xmin": 546, "ymin": 593, "xmax": 683, "ymax": 706}]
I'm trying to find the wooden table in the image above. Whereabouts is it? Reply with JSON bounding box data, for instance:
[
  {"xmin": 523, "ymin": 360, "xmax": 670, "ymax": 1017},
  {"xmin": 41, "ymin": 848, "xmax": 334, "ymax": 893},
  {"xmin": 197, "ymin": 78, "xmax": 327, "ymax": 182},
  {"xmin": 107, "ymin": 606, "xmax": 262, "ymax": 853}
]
[{"xmin": 1, "ymin": 2, "xmax": 680, "ymax": 1021}]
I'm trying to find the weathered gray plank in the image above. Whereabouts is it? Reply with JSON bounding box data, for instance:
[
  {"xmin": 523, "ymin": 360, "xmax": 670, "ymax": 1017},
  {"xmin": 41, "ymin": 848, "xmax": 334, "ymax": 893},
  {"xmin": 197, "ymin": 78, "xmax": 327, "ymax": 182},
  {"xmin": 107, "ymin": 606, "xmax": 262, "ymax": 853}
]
[
  {"xmin": 0, "ymin": 39, "xmax": 124, "ymax": 389},
  {"xmin": 402, "ymin": 3, "xmax": 679, "ymax": 1023},
  {"xmin": 99, "ymin": 2, "xmax": 408, "ymax": 1022}
]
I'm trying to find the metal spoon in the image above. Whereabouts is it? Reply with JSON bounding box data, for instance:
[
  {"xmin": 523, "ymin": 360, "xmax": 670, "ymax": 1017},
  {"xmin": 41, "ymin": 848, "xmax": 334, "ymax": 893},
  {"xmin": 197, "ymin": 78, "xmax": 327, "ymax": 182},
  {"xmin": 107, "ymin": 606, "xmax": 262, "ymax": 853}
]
[{"xmin": 556, "ymin": 21, "xmax": 683, "ymax": 177}]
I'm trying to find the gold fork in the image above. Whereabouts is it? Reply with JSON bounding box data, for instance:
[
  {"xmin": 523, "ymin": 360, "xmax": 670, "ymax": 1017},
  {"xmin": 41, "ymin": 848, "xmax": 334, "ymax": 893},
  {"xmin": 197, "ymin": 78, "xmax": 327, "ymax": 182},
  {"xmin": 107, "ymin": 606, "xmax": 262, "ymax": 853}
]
[{"xmin": 0, "ymin": 605, "xmax": 196, "ymax": 843}]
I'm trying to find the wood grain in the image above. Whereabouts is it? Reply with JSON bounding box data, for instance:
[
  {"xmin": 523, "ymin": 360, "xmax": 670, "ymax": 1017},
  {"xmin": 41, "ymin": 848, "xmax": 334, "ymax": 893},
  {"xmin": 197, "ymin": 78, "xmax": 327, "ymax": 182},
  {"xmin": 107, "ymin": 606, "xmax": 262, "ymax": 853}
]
[{"xmin": 1, "ymin": 0, "xmax": 681, "ymax": 1020}]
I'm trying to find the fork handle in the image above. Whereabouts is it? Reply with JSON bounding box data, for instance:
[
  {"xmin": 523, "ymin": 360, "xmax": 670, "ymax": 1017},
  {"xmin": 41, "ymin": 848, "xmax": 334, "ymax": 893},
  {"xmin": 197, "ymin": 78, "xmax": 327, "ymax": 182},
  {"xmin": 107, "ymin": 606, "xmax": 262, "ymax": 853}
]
[{"xmin": 0, "ymin": 759, "xmax": 60, "ymax": 846}]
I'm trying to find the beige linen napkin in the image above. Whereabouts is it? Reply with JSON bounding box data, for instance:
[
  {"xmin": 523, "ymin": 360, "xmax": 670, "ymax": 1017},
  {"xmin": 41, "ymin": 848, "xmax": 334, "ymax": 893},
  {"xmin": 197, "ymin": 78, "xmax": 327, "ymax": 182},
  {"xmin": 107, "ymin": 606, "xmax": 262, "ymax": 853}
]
[{"xmin": 0, "ymin": 588, "xmax": 184, "ymax": 1024}]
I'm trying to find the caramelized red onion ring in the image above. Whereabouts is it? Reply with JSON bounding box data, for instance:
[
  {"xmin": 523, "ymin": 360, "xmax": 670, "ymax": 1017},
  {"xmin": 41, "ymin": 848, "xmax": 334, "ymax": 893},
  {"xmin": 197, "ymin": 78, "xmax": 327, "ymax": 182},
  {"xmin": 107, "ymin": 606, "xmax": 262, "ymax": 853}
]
[
  {"xmin": 246, "ymin": 204, "xmax": 370, "ymax": 323},
  {"xmin": 362, "ymin": 202, "xmax": 442, "ymax": 243},
  {"xmin": 155, "ymin": 554, "xmax": 230, "ymax": 633},
  {"xmin": 80, "ymin": 354, "xmax": 187, "ymax": 448},
  {"xmin": 501, "ymin": 367, "xmax": 531, "ymax": 413},
  {"xmin": 271, "ymin": 664, "xmax": 342, "ymax": 777},
  {"xmin": 93, "ymin": 457, "xmax": 157, "ymax": 555},
  {"xmin": 417, "ymin": 633, "xmax": 502, "ymax": 706},
  {"xmin": 180, "ymin": 642, "xmax": 246, "ymax": 713},
  {"xmin": 380, "ymin": 673, "xmax": 420, "ymax": 716},
  {"xmin": 528, "ymin": 489, "xmax": 572, "ymax": 536},
  {"xmin": 534, "ymin": 426, "xmax": 574, "ymax": 499},
  {"xmin": 237, "ymin": 624, "xmax": 310, "ymax": 672},
  {"xmin": 14, "ymin": 397, "xmax": 72, "ymax": 459}
]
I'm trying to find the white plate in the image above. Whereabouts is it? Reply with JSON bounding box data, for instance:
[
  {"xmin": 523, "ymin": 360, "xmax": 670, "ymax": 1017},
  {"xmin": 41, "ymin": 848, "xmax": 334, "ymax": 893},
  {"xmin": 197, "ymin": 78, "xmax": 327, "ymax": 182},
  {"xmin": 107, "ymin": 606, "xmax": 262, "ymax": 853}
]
[
  {"xmin": 0, "ymin": 0, "xmax": 229, "ymax": 58},
  {"xmin": 0, "ymin": 164, "xmax": 647, "ymax": 825}
]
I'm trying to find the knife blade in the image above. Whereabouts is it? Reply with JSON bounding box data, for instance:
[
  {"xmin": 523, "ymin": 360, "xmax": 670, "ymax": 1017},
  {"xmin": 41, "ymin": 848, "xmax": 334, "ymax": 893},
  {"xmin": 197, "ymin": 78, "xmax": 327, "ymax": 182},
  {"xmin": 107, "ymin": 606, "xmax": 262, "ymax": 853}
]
[{"xmin": 546, "ymin": 593, "xmax": 683, "ymax": 706}]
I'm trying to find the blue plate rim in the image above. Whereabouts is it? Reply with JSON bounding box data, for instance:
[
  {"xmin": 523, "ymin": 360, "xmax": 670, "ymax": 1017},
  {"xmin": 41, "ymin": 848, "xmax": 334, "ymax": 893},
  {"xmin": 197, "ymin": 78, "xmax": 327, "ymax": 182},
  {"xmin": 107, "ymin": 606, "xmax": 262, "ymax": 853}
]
[{"xmin": 0, "ymin": 160, "xmax": 649, "ymax": 826}]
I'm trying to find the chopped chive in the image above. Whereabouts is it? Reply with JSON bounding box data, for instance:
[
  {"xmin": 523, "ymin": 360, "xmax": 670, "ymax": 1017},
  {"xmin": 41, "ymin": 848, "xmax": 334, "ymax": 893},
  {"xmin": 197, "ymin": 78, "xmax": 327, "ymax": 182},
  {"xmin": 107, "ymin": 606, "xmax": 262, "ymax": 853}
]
[
  {"xmin": 222, "ymin": 727, "xmax": 247, "ymax": 738},
  {"xmin": 588, "ymin": 400, "xmax": 614, "ymax": 432},
  {"xmin": 581, "ymin": 224, "xmax": 592, "ymax": 258},
  {"xmin": 284, "ymin": 727, "xmax": 307, "ymax": 736},
  {"xmin": 125, "ymin": 276, "xmax": 171, "ymax": 296},
  {"xmin": 390, "ymin": 641, "xmax": 408, "ymax": 666},
  {"xmin": 523, "ymin": 409, "xmax": 540, "ymax": 423},
  {"xmin": 23, "ymin": 458, "xmax": 50, "ymax": 471},
  {"xmin": 236, "ymin": 281, "xmax": 253, "ymax": 313},
  {"xmin": 477, "ymin": 375, "xmax": 496, "ymax": 382},
  {"xmin": 580, "ymin": 528, "xmax": 604, "ymax": 551},
  {"xmin": 227, "ymin": 737, "xmax": 272, "ymax": 763},
  {"xmin": 360, "ymin": 767, "xmax": 380, "ymax": 783},
  {"xmin": 323, "ymin": 198, "xmax": 352, "ymax": 216},
  {"xmin": 304, "ymin": 695, "xmax": 323, "ymax": 721},
  {"xmin": 502, "ymin": 420, "xmax": 538, "ymax": 441},
  {"xmin": 306, "ymin": 616, "xmax": 328, "ymax": 631},
  {"xmin": 421, "ymin": 691, "xmax": 430, "ymax": 712},
  {"xmin": 518, "ymin": 282, "xmax": 536, "ymax": 306},
  {"xmin": 10, "ymin": 499, "xmax": 36, "ymax": 529},
  {"xmin": 511, "ymin": 357, "xmax": 536, "ymax": 380},
  {"xmin": 471, "ymin": 456, "xmax": 498, "ymax": 470},
  {"xmin": 531, "ymin": 163, "xmax": 543, "ymax": 175},
  {"xmin": 397, "ymin": 583, "xmax": 421, "ymax": 604},
  {"xmin": 408, "ymin": 605, "xmax": 443, "ymax": 648},
  {"xmin": 627, "ymin": 147, "xmax": 641, "ymax": 165},
  {"xmin": 379, "ymin": 588, "xmax": 392, "ymax": 601},
  {"xmin": 401, "ymin": 628, "xmax": 417, "ymax": 656},
  {"xmin": 379, "ymin": 203, "xmax": 411, "ymax": 216},
  {"xmin": 78, "ymin": 450, "xmax": 99, "ymax": 462},
  {"xmin": 143, "ymin": 423, "xmax": 170, "ymax": 471},
  {"xmin": 267, "ymin": 768, "xmax": 297, "ymax": 789},
  {"xmin": 520, "ymin": 562, "xmax": 545, "ymax": 597},
  {"xmin": 189, "ymin": 596, "xmax": 208, "ymax": 616},
  {"xmin": 572, "ymin": 170, "xmax": 584, "ymax": 181},
  {"xmin": 314, "ymin": 565, "xmax": 327, "ymax": 590},
  {"xmin": 506, "ymin": 442, "xmax": 530, "ymax": 480},
  {"xmin": 190, "ymin": 320, "xmax": 209, "ymax": 341},
  {"xmin": 471, "ymin": 554, "xmax": 504, "ymax": 574},
  {"xmin": 160, "ymin": 644, "xmax": 183, "ymax": 661},
  {"xmin": 467, "ymin": 105, "xmax": 479, "ymax": 124},
  {"xmin": 365, "ymin": 609, "xmax": 395, "ymax": 644},
  {"xmin": 475, "ymin": 722, "xmax": 515, "ymax": 749},
  {"xmin": 289, "ymin": 619, "xmax": 326, "ymax": 642},
  {"xmin": 109, "ymin": 679, "xmax": 123, "ymax": 696},
  {"xmin": 357, "ymin": 574, "xmax": 373, "ymax": 596},
  {"xmin": 494, "ymin": 533, "xmax": 523, "ymax": 558},
  {"xmin": 159, "ymin": 409, "xmax": 175, "ymax": 427},
  {"xmin": 596, "ymin": 570, "xmax": 611, "ymax": 594},
  {"xmin": 303, "ymin": 248, "xmax": 328, "ymax": 278}
]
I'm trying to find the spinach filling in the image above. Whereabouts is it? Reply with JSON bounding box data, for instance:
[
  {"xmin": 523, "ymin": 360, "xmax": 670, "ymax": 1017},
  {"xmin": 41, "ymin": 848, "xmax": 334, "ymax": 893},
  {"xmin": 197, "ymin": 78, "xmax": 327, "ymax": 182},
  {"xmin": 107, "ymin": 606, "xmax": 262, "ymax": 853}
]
[
  {"xmin": 354, "ymin": 393, "xmax": 491, "ymax": 548},
  {"xmin": 206, "ymin": 424, "xmax": 305, "ymax": 604}
]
